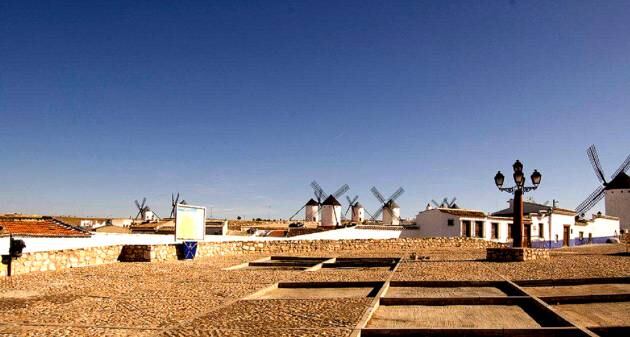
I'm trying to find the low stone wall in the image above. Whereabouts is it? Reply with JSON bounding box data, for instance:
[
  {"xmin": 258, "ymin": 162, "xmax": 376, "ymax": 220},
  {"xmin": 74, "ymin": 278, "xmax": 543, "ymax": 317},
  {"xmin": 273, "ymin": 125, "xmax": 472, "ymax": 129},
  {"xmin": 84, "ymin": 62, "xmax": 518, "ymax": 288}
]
[
  {"xmin": 120, "ymin": 237, "xmax": 504, "ymax": 262},
  {"xmin": 1, "ymin": 245, "xmax": 124, "ymax": 276},
  {"xmin": 486, "ymin": 247, "xmax": 550, "ymax": 262},
  {"xmin": 2, "ymin": 237, "xmax": 504, "ymax": 276}
]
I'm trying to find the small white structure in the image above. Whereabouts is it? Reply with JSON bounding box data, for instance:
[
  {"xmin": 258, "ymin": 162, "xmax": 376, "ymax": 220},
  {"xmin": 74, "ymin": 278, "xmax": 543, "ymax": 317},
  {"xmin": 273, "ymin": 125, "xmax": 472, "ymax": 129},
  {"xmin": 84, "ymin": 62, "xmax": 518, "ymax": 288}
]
[
  {"xmin": 205, "ymin": 220, "xmax": 228, "ymax": 236},
  {"xmin": 604, "ymin": 172, "xmax": 630, "ymax": 231},
  {"xmin": 320, "ymin": 195, "xmax": 341, "ymax": 227},
  {"xmin": 382, "ymin": 200, "xmax": 400, "ymax": 226},
  {"xmin": 416, "ymin": 208, "xmax": 511, "ymax": 242},
  {"xmin": 143, "ymin": 209, "xmax": 157, "ymax": 222},
  {"xmin": 351, "ymin": 202, "xmax": 365, "ymax": 223},
  {"xmin": 110, "ymin": 218, "xmax": 133, "ymax": 228},
  {"xmin": 304, "ymin": 199, "xmax": 320, "ymax": 222}
]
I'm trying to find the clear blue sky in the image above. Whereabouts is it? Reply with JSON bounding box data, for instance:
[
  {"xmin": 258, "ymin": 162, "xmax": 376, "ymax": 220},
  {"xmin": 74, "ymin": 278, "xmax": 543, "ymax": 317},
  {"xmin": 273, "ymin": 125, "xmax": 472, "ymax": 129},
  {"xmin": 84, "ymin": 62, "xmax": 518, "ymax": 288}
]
[{"xmin": 1, "ymin": 0, "xmax": 629, "ymax": 219}]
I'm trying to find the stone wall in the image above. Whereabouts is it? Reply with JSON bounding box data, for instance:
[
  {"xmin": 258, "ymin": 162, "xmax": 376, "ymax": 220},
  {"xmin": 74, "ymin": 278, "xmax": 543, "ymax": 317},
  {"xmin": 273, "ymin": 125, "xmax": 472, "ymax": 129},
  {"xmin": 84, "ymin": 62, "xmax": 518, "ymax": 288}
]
[
  {"xmin": 2, "ymin": 237, "xmax": 504, "ymax": 277},
  {"xmin": 121, "ymin": 237, "xmax": 504, "ymax": 262},
  {"xmin": 1, "ymin": 245, "xmax": 124, "ymax": 276},
  {"xmin": 486, "ymin": 247, "xmax": 550, "ymax": 262}
]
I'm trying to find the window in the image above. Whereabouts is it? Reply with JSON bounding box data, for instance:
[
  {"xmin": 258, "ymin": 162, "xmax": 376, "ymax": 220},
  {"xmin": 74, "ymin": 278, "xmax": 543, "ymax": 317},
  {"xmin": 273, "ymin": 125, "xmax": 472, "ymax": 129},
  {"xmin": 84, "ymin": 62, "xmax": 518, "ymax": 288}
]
[
  {"xmin": 588, "ymin": 233, "xmax": 593, "ymax": 243},
  {"xmin": 508, "ymin": 223, "xmax": 513, "ymax": 239},
  {"xmin": 579, "ymin": 231, "xmax": 584, "ymax": 240},
  {"xmin": 447, "ymin": 219, "xmax": 454, "ymax": 226},
  {"xmin": 539, "ymin": 223, "xmax": 544, "ymax": 238},
  {"xmin": 555, "ymin": 234, "xmax": 559, "ymax": 243},
  {"xmin": 491, "ymin": 223, "xmax": 499, "ymax": 239}
]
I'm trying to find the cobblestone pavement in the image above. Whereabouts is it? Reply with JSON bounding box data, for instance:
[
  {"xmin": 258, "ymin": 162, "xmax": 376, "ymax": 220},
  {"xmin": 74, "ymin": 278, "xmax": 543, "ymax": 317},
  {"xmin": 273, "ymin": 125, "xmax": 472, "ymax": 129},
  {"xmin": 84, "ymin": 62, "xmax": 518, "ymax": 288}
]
[{"xmin": 0, "ymin": 245, "xmax": 628, "ymax": 336}]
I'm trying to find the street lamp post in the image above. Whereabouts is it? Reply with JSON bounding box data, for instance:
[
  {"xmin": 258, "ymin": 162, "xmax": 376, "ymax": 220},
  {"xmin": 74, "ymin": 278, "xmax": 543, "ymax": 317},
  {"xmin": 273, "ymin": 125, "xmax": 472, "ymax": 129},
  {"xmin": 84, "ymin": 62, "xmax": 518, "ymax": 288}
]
[{"xmin": 494, "ymin": 160, "xmax": 542, "ymax": 248}]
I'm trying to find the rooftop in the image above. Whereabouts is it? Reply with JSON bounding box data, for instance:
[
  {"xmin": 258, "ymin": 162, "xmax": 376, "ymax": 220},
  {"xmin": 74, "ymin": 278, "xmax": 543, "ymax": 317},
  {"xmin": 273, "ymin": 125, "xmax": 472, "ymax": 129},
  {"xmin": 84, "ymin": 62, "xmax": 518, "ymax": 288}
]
[{"xmin": 0, "ymin": 216, "xmax": 90, "ymax": 237}]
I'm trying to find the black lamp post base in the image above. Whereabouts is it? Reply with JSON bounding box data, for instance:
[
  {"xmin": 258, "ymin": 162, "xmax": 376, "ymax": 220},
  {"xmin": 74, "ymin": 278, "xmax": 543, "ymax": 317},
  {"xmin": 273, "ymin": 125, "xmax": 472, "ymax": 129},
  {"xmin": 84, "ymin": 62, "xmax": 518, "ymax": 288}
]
[{"xmin": 486, "ymin": 247, "xmax": 550, "ymax": 262}]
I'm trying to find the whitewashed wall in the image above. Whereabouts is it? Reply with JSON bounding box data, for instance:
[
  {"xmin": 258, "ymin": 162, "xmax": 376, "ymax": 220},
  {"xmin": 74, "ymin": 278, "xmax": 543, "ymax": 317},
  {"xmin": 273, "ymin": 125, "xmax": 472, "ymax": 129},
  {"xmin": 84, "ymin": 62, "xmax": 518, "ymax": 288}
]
[{"xmin": 606, "ymin": 189, "xmax": 630, "ymax": 231}]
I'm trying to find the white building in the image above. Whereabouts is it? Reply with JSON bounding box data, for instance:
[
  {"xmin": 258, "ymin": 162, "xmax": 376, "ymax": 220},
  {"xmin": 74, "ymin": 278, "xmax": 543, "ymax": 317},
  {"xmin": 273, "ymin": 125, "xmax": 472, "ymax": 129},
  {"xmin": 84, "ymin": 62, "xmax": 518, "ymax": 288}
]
[
  {"xmin": 110, "ymin": 218, "xmax": 133, "ymax": 228},
  {"xmin": 304, "ymin": 199, "xmax": 319, "ymax": 222},
  {"xmin": 382, "ymin": 200, "xmax": 401, "ymax": 226},
  {"xmin": 415, "ymin": 208, "xmax": 511, "ymax": 243},
  {"xmin": 351, "ymin": 202, "xmax": 365, "ymax": 223},
  {"xmin": 320, "ymin": 195, "xmax": 342, "ymax": 227},
  {"xmin": 604, "ymin": 172, "xmax": 630, "ymax": 231},
  {"xmin": 415, "ymin": 201, "xmax": 620, "ymax": 248}
]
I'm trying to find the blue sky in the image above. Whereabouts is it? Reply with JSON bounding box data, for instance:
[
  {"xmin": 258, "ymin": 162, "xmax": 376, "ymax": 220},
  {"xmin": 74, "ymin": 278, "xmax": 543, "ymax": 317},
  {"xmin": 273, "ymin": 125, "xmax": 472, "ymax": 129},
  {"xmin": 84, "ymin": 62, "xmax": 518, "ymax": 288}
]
[{"xmin": 1, "ymin": 0, "xmax": 629, "ymax": 219}]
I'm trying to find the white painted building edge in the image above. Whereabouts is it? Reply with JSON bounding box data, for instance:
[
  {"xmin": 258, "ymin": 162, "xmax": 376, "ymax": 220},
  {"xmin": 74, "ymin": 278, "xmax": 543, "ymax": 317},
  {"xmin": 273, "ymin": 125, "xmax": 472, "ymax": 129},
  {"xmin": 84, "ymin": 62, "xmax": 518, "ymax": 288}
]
[{"xmin": 415, "ymin": 207, "xmax": 620, "ymax": 247}]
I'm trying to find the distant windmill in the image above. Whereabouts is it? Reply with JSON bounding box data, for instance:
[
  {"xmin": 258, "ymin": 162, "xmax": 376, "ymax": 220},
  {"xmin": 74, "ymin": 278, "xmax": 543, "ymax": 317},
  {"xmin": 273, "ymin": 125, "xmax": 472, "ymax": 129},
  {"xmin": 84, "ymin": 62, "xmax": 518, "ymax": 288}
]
[
  {"xmin": 370, "ymin": 186, "xmax": 405, "ymax": 225},
  {"xmin": 345, "ymin": 195, "xmax": 366, "ymax": 223},
  {"xmin": 310, "ymin": 181, "xmax": 350, "ymax": 227},
  {"xmin": 169, "ymin": 193, "xmax": 187, "ymax": 218},
  {"xmin": 134, "ymin": 198, "xmax": 158, "ymax": 221},
  {"xmin": 288, "ymin": 181, "xmax": 349, "ymax": 222},
  {"xmin": 575, "ymin": 145, "xmax": 630, "ymax": 227}
]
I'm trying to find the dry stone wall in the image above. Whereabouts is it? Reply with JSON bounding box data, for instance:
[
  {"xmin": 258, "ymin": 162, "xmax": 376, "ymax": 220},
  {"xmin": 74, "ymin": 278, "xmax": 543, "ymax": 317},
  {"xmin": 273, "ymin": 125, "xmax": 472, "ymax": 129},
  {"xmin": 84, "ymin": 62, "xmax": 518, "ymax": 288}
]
[
  {"xmin": 2, "ymin": 237, "xmax": 503, "ymax": 276},
  {"xmin": 1, "ymin": 245, "xmax": 123, "ymax": 276},
  {"xmin": 486, "ymin": 247, "xmax": 550, "ymax": 262}
]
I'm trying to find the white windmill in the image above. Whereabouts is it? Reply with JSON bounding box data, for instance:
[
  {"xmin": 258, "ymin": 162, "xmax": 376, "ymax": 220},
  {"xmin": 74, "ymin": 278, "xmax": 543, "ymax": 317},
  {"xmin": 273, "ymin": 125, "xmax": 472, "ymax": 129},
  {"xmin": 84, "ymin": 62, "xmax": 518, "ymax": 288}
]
[
  {"xmin": 576, "ymin": 145, "xmax": 630, "ymax": 230},
  {"xmin": 345, "ymin": 195, "xmax": 366, "ymax": 224},
  {"xmin": 370, "ymin": 186, "xmax": 405, "ymax": 225},
  {"xmin": 310, "ymin": 181, "xmax": 350, "ymax": 227}
]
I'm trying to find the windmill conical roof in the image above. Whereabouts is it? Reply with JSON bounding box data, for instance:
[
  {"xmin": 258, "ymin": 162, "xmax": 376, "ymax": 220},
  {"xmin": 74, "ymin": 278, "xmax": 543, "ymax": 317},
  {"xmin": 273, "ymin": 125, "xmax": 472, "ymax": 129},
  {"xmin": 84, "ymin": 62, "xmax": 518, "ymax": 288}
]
[
  {"xmin": 305, "ymin": 198, "xmax": 319, "ymax": 206},
  {"xmin": 385, "ymin": 200, "xmax": 400, "ymax": 209},
  {"xmin": 322, "ymin": 195, "xmax": 341, "ymax": 206},
  {"xmin": 353, "ymin": 202, "xmax": 363, "ymax": 208},
  {"xmin": 606, "ymin": 171, "xmax": 630, "ymax": 190}
]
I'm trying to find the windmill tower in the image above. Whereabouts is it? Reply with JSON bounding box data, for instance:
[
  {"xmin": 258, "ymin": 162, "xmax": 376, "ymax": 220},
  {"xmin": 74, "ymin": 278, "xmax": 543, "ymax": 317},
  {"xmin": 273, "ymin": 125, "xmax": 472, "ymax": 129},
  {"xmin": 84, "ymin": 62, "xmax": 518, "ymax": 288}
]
[
  {"xmin": 345, "ymin": 195, "xmax": 365, "ymax": 223},
  {"xmin": 576, "ymin": 145, "xmax": 630, "ymax": 230},
  {"xmin": 304, "ymin": 199, "xmax": 319, "ymax": 222},
  {"xmin": 370, "ymin": 186, "xmax": 405, "ymax": 225},
  {"xmin": 134, "ymin": 198, "xmax": 158, "ymax": 222},
  {"xmin": 310, "ymin": 181, "xmax": 349, "ymax": 227}
]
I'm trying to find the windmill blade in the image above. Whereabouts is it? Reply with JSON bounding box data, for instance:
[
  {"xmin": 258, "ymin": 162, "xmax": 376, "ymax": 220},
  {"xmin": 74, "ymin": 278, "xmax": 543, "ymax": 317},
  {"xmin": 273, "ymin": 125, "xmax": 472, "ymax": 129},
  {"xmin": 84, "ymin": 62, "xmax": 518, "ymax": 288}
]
[
  {"xmin": 175, "ymin": 193, "xmax": 180, "ymax": 205},
  {"xmin": 346, "ymin": 195, "xmax": 353, "ymax": 205},
  {"xmin": 141, "ymin": 197, "xmax": 147, "ymax": 209},
  {"xmin": 587, "ymin": 145, "xmax": 607, "ymax": 184},
  {"xmin": 449, "ymin": 197, "xmax": 457, "ymax": 206},
  {"xmin": 350, "ymin": 195, "xmax": 359, "ymax": 205},
  {"xmin": 135, "ymin": 200, "xmax": 141, "ymax": 210},
  {"xmin": 289, "ymin": 204, "xmax": 306, "ymax": 220},
  {"xmin": 442, "ymin": 197, "xmax": 449, "ymax": 206},
  {"xmin": 432, "ymin": 199, "xmax": 441, "ymax": 207},
  {"xmin": 389, "ymin": 187, "xmax": 405, "ymax": 202},
  {"xmin": 370, "ymin": 186, "xmax": 386, "ymax": 204},
  {"xmin": 310, "ymin": 181, "xmax": 327, "ymax": 201},
  {"xmin": 611, "ymin": 154, "xmax": 630, "ymax": 179},
  {"xmin": 364, "ymin": 207, "xmax": 376, "ymax": 220},
  {"xmin": 372, "ymin": 206, "xmax": 384, "ymax": 220},
  {"xmin": 333, "ymin": 184, "xmax": 350, "ymax": 198},
  {"xmin": 575, "ymin": 185, "xmax": 606, "ymax": 215},
  {"xmin": 344, "ymin": 204, "xmax": 352, "ymax": 217},
  {"xmin": 171, "ymin": 193, "xmax": 175, "ymax": 205}
]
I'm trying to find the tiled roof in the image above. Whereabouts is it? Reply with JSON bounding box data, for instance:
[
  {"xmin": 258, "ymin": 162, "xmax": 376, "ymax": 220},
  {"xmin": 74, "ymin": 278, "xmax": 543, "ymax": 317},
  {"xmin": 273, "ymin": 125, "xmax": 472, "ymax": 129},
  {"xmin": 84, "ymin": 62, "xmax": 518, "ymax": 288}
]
[
  {"xmin": 438, "ymin": 208, "xmax": 486, "ymax": 218},
  {"xmin": 0, "ymin": 218, "xmax": 90, "ymax": 237}
]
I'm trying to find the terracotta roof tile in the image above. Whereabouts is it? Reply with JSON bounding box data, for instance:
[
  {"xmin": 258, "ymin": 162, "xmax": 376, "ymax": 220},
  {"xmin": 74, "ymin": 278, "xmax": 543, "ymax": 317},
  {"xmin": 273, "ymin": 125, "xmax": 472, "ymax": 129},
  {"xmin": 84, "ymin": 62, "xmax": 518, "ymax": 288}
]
[
  {"xmin": 438, "ymin": 208, "xmax": 486, "ymax": 218},
  {"xmin": 0, "ymin": 219, "xmax": 90, "ymax": 237}
]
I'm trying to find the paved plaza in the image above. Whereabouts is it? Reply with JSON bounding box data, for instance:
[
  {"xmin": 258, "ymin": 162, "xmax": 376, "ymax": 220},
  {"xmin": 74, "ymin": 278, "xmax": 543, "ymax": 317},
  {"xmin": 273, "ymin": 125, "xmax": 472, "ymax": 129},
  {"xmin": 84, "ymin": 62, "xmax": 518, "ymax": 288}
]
[{"xmin": 0, "ymin": 244, "xmax": 628, "ymax": 336}]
